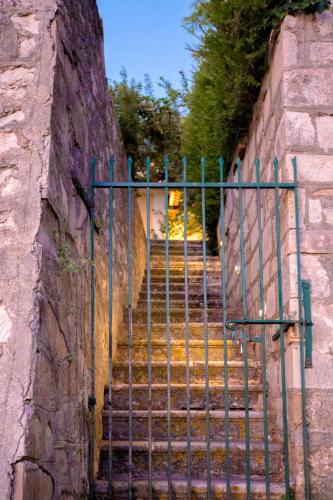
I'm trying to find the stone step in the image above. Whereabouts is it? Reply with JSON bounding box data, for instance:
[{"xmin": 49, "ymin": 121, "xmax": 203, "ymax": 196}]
[
  {"xmin": 136, "ymin": 298, "xmax": 223, "ymax": 309},
  {"xmin": 116, "ymin": 340, "xmax": 243, "ymax": 362},
  {"xmin": 129, "ymin": 310, "xmax": 223, "ymax": 323},
  {"xmin": 151, "ymin": 244, "xmax": 204, "ymax": 250},
  {"xmin": 95, "ymin": 477, "xmax": 286, "ymax": 499},
  {"xmin": 150, "ymin": 255, "xmax": 218, "ymax": 262},
  {"xmin": 151, "ymin": 240, "xmax": 203, "ymax": 247},
  {"xmin": 102, "ymin": 410, "xmax": 267, "ymax": 442},
  {"xmin": 140, "ymin": 291, "xmax": 222, "ymax": 300},
  {"xmin": 134, "ymin": 304, "xmax": 223, "ymax": 314},
  {"xmin": 144, "ymin": 264, "xmax": 221, "ymax": 281},
  {"xmin": 119, "ymin": 323, "xmax": 235, "ymax": 341},
  {"xmin": 142, "ymin": 282, "xmax": 220, "ymax": 291},
  {"xmin": 108, "ymin": 383, "xmax": 263, "ymax": 411},
  {"xmin": 112, "ymin": 361, "xmax": 261, "ymax": 385},
  {"xmin": 97, "ymin": 440, "xmax": 284, "ymax": 481},
  {"xmin": 151, "ymin": 249, "xmax": 205, "ymax": 256}
]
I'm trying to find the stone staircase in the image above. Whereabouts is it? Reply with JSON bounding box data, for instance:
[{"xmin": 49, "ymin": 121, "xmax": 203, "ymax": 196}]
[{"xmin": 95, "ymin": 240, "xmax": 285, "ymax": 498}]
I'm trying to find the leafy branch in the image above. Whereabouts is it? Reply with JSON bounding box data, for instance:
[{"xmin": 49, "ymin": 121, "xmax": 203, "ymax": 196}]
[{"xmin": 52, "ymin": 229, "xmax": 88, "ymax": 274}]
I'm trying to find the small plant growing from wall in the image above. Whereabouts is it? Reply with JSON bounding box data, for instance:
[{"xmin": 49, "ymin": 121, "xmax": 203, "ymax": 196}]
[{"xmin": 52, "ymin": 229, "xmax": 88, "ymax": 274}]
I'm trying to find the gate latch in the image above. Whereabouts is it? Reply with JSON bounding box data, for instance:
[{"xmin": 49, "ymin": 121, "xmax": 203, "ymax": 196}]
[{"xmin": 302, "ymin": 280, "xmax": 313, "ymax": 369}]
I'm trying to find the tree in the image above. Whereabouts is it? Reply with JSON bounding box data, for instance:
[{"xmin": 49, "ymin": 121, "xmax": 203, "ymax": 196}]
[
  {"xmin": 181, "ymin": 0, "xmax": 330, "ymax": 251},
  {"xmin": 110, "ymin": 69, "xmax": 186, "ymax": 181}
]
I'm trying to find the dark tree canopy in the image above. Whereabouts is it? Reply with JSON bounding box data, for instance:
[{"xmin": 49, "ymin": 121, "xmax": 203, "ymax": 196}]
[{"xmin": 181, "ymin": 0, "xmax": 330, "ymax": 250}]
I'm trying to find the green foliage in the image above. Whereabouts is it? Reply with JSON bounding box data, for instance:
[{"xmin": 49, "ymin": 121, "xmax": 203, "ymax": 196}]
[
  {"xmin": 110, "ymin": 69, "xmax": 187, "ymax": 180},
  {"xmin": 52, "ymin": 229, "xmax": 86, "ymax": 274},
  {"xmin": 182, "ymin": 0, "xmax": 330, "ymax": 250}
]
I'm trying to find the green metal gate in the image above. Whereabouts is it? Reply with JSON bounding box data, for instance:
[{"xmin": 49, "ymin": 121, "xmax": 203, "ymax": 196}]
[{"xmin": 89, "ymin": 156, "xmax": 313, "ymax": 499}]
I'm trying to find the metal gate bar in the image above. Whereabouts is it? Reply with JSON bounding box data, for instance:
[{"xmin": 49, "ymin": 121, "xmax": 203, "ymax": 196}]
[
  {"xmin": 255, "ymin": 159, "xmax": 270, "ymax": 500},
  {"xmin": 183, "ymin": 158, "xmax": 192, "ymax": 498},
  {"xmin": 237, "ymin": 159, "xmax": 251, "ymax": 499},
  {"xmin": 108, "ymin": 158, "xmax": 114, "ymax": 498},
  {"xmin": 219, "ymin": 157, "xmax": 231, "ymax": 499},
  {"xmin": 201, "ymin": 158, "xmax": 212, "ymax": 497},
  {"xmin": 146, "ymin": 158, "xmax": 153, "ymax": 499},
  {"xmin": 273, "ymin": 158, "xmax": 290, "ymax": 496},
  {"xmin": 89, "ymin": 158, "xmax": 96, "ymax": 500},
  {"xmin": 89, "ymin": 156, "xmax": 312, "ymax": 500},
  {"xmin": 164, "ymin": 158, "xmax": 173, "ymax": 499},
  {"xmin": 293, "ymin": 157, "xmax": 310, "ymax": 499},
  {"xmin": 127, "ymin": 158, "xmax": 133, "ymax": 499}
]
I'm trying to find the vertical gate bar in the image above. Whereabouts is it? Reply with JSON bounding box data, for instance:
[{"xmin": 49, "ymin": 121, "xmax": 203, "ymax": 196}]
[
  {"xmin": 89, "ymin": 157, "xmax": 96, "ymax": 500},
  {"xmin": 219, "ymin": 158, "xmax": 231, "ymax": 499},
  {"xmin": 255, "ymin": 159, "xmax": 270, "ymax": 499},
  {"xmin": 292, "ymin": 157, "xmax": 310, "ymax": 499},
  {"xmin": 146, "ymin": 158, "xmax": 153, "ymax": 500},
  {"xmin": 201, "ymin": 158, "xmax": 212, "ymax": 498},
  {"xmin": 165, "ymin": 157, "xmax": 172, "ymax": 499},
  {"xmin": 273, "ymin": 158, "xmax": 290, "ymax": 498},
  {"xmin": 183, "ymin": 157, "xmax": 192, "ymax": 498},
  {"xmin": 108, "ymin": 157, "xmax": 114, "ymax": 498},
  {"xmin": 127, "ymin": 158, "xmax": 133, "ymax": 499},
  {"xmin": 237, "ymin": 159, "xmax": 251, "ymax": 500}
]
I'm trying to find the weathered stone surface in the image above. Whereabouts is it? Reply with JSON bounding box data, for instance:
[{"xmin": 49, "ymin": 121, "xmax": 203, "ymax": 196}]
[
  {"xmin": 308, "ymin": 198, "xmax": 322, "ymax": 224},
  {"xmin": 224, "ymin": 9, "xmax": 333, "ymax": 498},
  {"xmin": 12, "ymin": 461, "xmax": 54, "ymax": 500},
  {"xmin": 309, "ymin": 41, "xmax": 333, "ymax": 63},
  {"xmin": 0, "ymin": 304, "xmax": 12, "ymax": 342},
  {"xmin": 0, "ymin": 17, "xmax": 18, "ymax": 59},
  {"xmin": 0, "ymin": 0, "xmax": 145, "ymax": 499},
  {"xmin": 284, "ymin": 68, "xmax": 333, "ymax": 107},
  {"xmin": 285, "ymin": 111, "xmax": 315, "ymax": 147},
  {"xmin": 316, "ymin": 115, "xmax": 333, "ymax": 152}
]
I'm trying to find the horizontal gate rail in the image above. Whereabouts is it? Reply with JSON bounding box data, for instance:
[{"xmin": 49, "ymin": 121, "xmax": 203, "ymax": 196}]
[
  {"xmin": 226, "ymin": 319, "xmax": 313, "ymax": 329},
  {"xmin": 92, "ymin": 181, "xmax": 298, "ymax": 189}
]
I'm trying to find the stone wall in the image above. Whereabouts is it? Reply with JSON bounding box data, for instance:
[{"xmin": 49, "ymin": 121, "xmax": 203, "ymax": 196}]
[
  {"xmin": 0, "ymin": 1, "xmax": 146, "ymax": 499},
  {"xmin": 223, "ymin": 7, "xmax": 333, "ymax": 498}
]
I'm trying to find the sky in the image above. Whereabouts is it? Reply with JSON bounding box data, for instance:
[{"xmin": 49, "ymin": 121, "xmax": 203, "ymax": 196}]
[{"xmin": 96, "ymin": 0, "xmax": 195, "ymax": 96}]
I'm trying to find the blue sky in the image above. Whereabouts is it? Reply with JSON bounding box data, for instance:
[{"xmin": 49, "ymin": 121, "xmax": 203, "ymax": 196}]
[{"xmin": 96, "ymin": 0, "xmax": 195, "ymax": 96}]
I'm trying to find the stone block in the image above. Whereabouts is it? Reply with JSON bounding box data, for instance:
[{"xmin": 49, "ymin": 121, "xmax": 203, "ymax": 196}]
[
  {"xmin": 285, "ymin": 344, "xmax": 301, "ymax": 390},
  {"xmin": 0, "ymin": 67, "xmax": 35, "ymax": 93},
  {"xmin": 265, "ymin": 282, "xmax": 277, "ymax": 318},
  {"xmin": 312, "ymin": 9, "xmax": 333, "ymax": 38},
  {"xmin": 324, "ymin": 207, "xmax": 333, "ymax": 224},
  {"xmin": 309, "ymin": 41, "xmax": 333, "ymax": 63},
  {"xmin": 0, "ymin": 110, "xmax": 24, "ymax": 127},
  {"xmin": 309, "ymin": 444, "xmax": 333, "ymax": 500},
  {"xmin": 0, "ymin": 304, "xmax": 12, "ymax": 342},
  {"xmin": 308, "ymin": 199, "xmax": 322, "ymax": 224},
  {"xmin": 0, "ymin": 18, "xmax": 18, "ymax": 60},
  {"xmin": 0, "ymin": 170, "xmax": 22, "ymax": 196},
  {"xmin": 316, "ymin": 115, "xmax": 333, "ymax": 152},
  {"xmin": 288, "ymin": 154, "xmax": 333, "ymax": 183},
  {"xmin": 12, "ymin": 461, "xmax": 53, "ymax": 500},
  {"xmin": 0, "ymin": 131, "xmax": 18, "ymax": 153},
  {"xmin": 270, "ymin": 36, "xmax": 285, "ymax": 101},
  {"xmin": 285, "ymin": 111, "xmax": 315, "ymax": 147},
  {"xmin": 288, "ymin": 229, "xmax": 333, "ymax": 254},
  {"xmin": 284, "ymin": 69, "xmax": 333, "ymax": 107},
  {"xmin": 19, "ymin": 37, "xmax": 37, "ymax": 58},
  {"xmin": 282, "ymin": 29, "xmax": 298, "ymax": 68},
  {"xmin": 301, "ymin": 254, "xmax": 330, "ymax": 298},
  {"xmin": 11, "ymin": 14, "xmax": 39, "ymax": 34}
]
